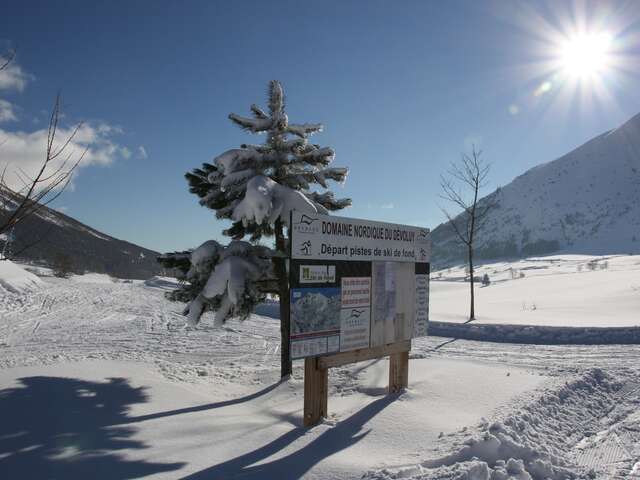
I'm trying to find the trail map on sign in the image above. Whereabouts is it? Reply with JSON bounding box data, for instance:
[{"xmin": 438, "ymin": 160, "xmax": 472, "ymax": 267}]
[{"xmin": 289, "ymin": 212, "xmax": 431, "ymax": 359}]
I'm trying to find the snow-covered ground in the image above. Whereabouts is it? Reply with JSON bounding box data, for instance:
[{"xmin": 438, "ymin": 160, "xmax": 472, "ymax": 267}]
[
  {"xmin": 0, "ymin": 264, "xmax": 639, "ymax": 479},
  {"xmin": 431, "ymin": 254, "xmax": 640, "ymax": 327}
]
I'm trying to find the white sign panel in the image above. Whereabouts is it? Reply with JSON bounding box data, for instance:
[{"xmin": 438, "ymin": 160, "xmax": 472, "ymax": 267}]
[
  {"xmin": 340, "ymin": 277, "xmax": 372, "ymax": 351},
  {"xmin": 340, "ymin": 307, "xmax": 370, "ymax": 351},
  {"xmin": 341, "ymin": 277, "xmax": 371, "ymax": 308},
  {"xmin": 291, "ymin": 212, "xmax": 431, "ymax": 263},
  {"xmin": 414, "ymin": 273, "xmax": 429, "ymax": 337}
]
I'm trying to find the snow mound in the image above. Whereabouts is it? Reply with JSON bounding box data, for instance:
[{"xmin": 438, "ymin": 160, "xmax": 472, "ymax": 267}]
[
  {"xmin": 21, "ymin": 264, "xmax": 54, "ymax": 277},
  {"xmin": 144, "ymin": 276, "xmax": 182, "ymax": 291},
  {"xmin": 70, "ymin": 272, "xmax": 115, "ymax": 284},
  {"xmin": 366, "ymin": 369, "xmax": 621, "ymax": 480},
  {"xmin": 0, "ymin": 260, "xmax": 43, "ymax": 294},
  {"xmin": 429, "ymin": 321, "xmax": 640, "ymax": 345}
]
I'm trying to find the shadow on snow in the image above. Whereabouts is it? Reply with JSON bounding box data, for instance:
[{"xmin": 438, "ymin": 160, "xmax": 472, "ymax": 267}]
[
  {"xmin": 0, "ymin": 375, "xmax": 184, "ymax": 479},
  {"xmin": 117, "ymin": 380, "xmax": 285, "ymax": 425},
  {"xmin": 1, "ymin": 375, "xmax": 397, "ymax": 479},
  {"xmin": 182, "ymin": 394, "xmax": 398, "ymax": 480}
]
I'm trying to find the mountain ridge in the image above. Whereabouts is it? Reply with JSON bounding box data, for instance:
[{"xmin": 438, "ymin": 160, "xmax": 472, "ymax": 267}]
[
  {"xmin": 0, "ymin": 186, "xmax": 162, "ymax": 279},
  {"xmin": 432, "ymin": 112, "xmax": 640, "ymax": 267}
]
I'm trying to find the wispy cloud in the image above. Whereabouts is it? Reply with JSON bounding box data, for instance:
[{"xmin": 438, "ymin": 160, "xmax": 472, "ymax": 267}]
[
  {"xmin": 137, "ymin": 145, "xmax": 148, "ymax": 159},
  {"xmin": 0, "ymin": 99, "xmax": 17, "ymax": 122},
  {"xmin": 367, "ymin": 202, "xmax": 396, "ymax": 210},
  {"xmin": 0, "ymin": 55, "xmax": 33, "ymax": 92}
]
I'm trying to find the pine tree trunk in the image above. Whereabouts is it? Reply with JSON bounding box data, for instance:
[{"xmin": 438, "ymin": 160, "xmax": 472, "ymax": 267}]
[
  {"xmin": 274, "ymin": 220, "xmax": 292, "ymax": 379},
  {"xmin": 468, "ymin": 245, "xmax": 475, "ymax": 321}
]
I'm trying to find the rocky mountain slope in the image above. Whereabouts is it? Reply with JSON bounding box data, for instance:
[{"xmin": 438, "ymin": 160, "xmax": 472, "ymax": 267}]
[
  {"xmin": 0, "ymin": 187, "xmax": 162, "ymax": 279},
  {"xmin": 433, "ymin": 112, "xmax": 640, "ymax": 266}
]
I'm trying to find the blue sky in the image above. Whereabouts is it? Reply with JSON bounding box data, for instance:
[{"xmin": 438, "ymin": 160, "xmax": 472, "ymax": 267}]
[{"xmin": 1, "ymin": 0, "xmax": 639, "ymax": 252}]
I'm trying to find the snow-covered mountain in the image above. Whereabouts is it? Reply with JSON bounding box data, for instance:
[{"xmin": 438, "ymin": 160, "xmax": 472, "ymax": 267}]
[
  {"xmin": 0, "ymin": 187, "xmax": 162, "ymax": 279},
  {"xmin": 433, "ymin": 112, "xmax": 640, "ymax": 266}
]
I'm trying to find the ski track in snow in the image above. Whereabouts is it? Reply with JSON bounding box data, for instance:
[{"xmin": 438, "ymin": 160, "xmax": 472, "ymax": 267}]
[
  {"xmin": 413, "ymin": 336, "xmax": 640, "ymax": 375},
  {"xmin": 0, "ymin": 278, "xmax": 282, "ymax": 388},
  {"xmin": 0, "ymin": 277, "xmax": 638, "ymax": 479}
]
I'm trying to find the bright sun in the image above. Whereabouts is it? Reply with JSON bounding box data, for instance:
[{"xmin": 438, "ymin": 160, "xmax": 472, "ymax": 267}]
[{"xmin": 559, "ymin": 32, "xmax": 612, "ymax": 78}]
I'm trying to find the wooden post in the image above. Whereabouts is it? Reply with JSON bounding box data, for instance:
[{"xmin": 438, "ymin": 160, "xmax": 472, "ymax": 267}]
[
  {"xmin": 303, "ymin": 341, "xmax": 411, "ymax": 426},
  {"xmin": 388, "ymin": 350, "xmax": 409, "ymax": 393},
  {"xmin": 304, "ymin": 357, "xmax": 328, "ymax": 426}
]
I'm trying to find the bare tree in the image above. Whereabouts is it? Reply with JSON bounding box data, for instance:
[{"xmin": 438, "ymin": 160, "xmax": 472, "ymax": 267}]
[
  {"xmin": 0, "ymin": 49, "xmax": 16, "ymax": 72},
  {"xmin": 440, "ymin": 146, "xmax": 497, "ymax": 321},
  {"xmin": 0, "ymin": 93, "xmax": 87, "ymax": 259},
  {"xmin": 52, "ymin": 252, "xmax": 73, "ymax": 278}
]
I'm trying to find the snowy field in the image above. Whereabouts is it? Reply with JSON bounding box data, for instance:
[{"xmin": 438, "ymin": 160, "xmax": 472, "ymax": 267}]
[
  {"xmin": 0, "ymin": 263, "xmax": 639, "ymax": 479},
  {"xmin": 431, "ymin": 254, "xmax": 640, "ymax": 328}
]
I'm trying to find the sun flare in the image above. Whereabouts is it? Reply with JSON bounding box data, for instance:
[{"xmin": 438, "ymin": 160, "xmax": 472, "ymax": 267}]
[{"xmin": 558, "ymin": 32, "xmax": 612, "ymax": 78}]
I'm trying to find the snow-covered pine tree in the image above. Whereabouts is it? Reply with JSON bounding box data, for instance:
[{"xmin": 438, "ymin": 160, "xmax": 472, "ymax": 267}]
[{"xmin": 159, "ymin": 80, "xmax": 351, "ymax": 377}]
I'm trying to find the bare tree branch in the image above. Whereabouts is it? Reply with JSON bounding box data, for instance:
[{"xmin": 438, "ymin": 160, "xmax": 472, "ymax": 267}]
[
  {"xmin": 439, "ymin": 207, "xmax": 469, "ymax": 247},
  {"xmin": 0, "ymin": 50, "xmax": 15, "ymax": 71}
]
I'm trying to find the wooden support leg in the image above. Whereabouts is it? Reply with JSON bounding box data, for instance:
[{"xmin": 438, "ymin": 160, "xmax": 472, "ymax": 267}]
[
  {"xmin": 304, "ymin": 357, "xmax": 328, "ymax": 427},
  {"xmin": 388, "ymin": 351, "xmax": 409, "ymax": 393}
]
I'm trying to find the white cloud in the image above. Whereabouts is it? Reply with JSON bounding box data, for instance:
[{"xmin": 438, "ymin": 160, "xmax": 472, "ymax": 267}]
[
  {"xmin": 137, "ymin": 145, "xmax": 148, "ymax": 159},
  {"xmin": 0, "ymin": 99, "xmax": 16, "ymax": 123},
  {"xmin": 0, "ymin": 122, "xmax": 130, "ymax": 192},
  {"xmin": 0, "ymin": 58, "xmax": 33, "ymax": 92},
  {"xmin": 0, "ymin": 54, "xmax": 132, "ymax": 194},
  {"xmin": 367, "ymin": 202, "xmax": 395, "ymax": 210}
]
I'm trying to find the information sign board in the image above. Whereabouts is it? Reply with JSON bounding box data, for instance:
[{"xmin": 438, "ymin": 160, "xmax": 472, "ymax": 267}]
[{"xmin": 289, "ymin": 212, "xmax": 430, "ymax": 359}]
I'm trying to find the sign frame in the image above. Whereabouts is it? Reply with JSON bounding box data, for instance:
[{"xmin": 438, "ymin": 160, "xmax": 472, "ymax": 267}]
[{"xmin": 288, "ymin": 211, "xmax": 431, "ymax": 426}]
